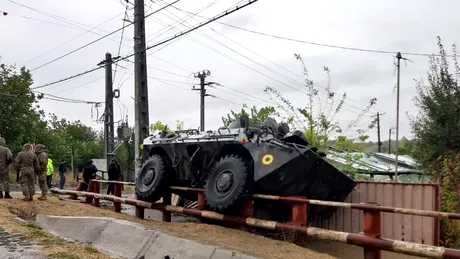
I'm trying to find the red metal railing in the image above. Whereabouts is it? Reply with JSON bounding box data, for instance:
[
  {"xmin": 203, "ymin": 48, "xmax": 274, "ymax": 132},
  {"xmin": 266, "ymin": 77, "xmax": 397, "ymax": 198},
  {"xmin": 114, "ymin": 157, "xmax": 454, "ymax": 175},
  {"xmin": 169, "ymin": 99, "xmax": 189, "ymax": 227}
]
[{"xmin": 54, "ymin": 180, "xmax": 460, "ymax": 259}]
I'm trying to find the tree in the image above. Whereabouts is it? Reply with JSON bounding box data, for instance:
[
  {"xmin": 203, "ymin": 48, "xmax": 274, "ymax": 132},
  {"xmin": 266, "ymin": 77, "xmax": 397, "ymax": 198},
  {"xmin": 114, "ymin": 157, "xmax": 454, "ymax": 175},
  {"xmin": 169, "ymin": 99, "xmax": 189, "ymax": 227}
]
[
  {"xmin": 264, "ymin": 54, "xmax": 377, "ymax": 154},
  {"xmin": 260, "ymin": 54, "xmax": 378, "ymax": 178},
  {"xmin": 46, "ymin": 113, "xmax": 104, "ymax": 168},
  {"xmin": 149, "ymin": 120, "xmax": 185, "ymax": 133},
  {"xmin": 410, "ymin": 36, "xmax": 460, "ymax": 169},
  {"xmin": 221, "ymin": 105, "xmax": 279, "ymax": 127},
  {"xmin": 0, "ymin": 59, "xmax": 45, "ymax": 153},
  {"xmin": 409, "ymin": 37, "xmax": 460, "ymax": 248}
]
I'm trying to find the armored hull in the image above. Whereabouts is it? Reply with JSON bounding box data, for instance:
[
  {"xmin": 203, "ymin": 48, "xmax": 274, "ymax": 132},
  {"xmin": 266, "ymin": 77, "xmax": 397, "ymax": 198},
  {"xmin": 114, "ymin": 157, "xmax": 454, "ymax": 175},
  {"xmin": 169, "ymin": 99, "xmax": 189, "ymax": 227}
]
[{"xmin": 137, "ymin": 118, "xmax": 356, "ymax": 221}]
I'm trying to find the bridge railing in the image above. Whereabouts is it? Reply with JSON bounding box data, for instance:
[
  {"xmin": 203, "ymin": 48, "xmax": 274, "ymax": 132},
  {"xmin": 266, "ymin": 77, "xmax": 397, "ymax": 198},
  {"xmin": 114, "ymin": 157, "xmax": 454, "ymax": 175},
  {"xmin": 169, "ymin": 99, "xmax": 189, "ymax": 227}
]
[{"xmin": 51, "ymin": 180, "xmax": 460, "ymax": 259}]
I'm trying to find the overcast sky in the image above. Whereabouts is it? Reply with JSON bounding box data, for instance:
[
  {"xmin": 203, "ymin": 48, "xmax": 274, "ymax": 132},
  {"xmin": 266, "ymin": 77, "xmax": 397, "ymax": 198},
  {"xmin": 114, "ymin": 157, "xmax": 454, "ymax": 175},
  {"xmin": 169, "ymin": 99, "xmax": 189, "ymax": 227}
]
[{"xmin": 1, "ymin": 0, "xmax": 459, "ymax": 142}]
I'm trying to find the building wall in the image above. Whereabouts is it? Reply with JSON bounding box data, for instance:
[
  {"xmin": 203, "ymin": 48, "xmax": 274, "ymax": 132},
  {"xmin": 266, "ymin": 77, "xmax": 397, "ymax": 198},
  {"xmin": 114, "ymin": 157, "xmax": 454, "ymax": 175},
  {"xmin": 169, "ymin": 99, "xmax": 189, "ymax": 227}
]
[{"xmin": 314, "ymin": 182, "xmax": 440, "ymax": 245}]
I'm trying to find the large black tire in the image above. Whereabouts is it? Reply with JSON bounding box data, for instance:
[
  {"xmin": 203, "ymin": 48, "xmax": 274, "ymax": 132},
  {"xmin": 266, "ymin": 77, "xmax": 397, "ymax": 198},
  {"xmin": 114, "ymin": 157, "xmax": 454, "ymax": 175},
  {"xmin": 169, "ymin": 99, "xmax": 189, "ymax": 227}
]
[
  {"xmin": 204, "ymin": 155, "xmax": 253, "ymax": 213},
  {"xmin": 135, "ymin": 154, "xmax": 171, "ymax": 203}
]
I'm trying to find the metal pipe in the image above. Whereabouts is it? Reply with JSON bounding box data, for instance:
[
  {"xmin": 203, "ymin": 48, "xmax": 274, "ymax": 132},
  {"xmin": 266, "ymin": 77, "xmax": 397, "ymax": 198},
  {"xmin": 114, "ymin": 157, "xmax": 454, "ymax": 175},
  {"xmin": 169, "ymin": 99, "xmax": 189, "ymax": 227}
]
[
  {"xmin": 50, "ymin": 188, "xmax": 460, "ymax": 259},
  {"xmin": 91, "ymin": 180, "xmax": 135, "ymax": 186},
  {"xmin": 91, "ymin": 183, "xmax": 460, "ymax": 220}
]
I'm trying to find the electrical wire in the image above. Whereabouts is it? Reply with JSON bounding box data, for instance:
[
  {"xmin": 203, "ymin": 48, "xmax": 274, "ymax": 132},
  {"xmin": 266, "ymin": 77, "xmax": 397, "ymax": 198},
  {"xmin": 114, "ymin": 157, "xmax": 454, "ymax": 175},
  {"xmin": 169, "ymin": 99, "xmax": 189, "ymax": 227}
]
[
  {"xmin": 169, "ymin": 6, "xmax": 455, "ymax": 58},
  {"xmin": 52, "ymin": 77, "xmax": 105, "ymax": 94},
  {"xmin": 29, "ymin": 0, "xmax": 181, "ymax": 72},
  {"xmin": 118, "ymin": 0, "xmax": 260, "ymax": 61},
  {"xmin": 113, "ymin": 4, "xmax": 130, "ymax": 84},
  {"xmin": 22, "ymin": 12, "xmax": 125, "ymax": 66},
  {"xmin": 31, "ymin": 66, "xmax": 104, "ymax": 90},
  {"xmin": 8, "ymin": 0, "xmax": 132, "ymax": 42},
  {"xmin": 155, "ymin": 2, "xmax": 385, "ymax": 115},
  {"xmin": 0, "ymin": 10, "xmax": 91, "ymax": 31}
]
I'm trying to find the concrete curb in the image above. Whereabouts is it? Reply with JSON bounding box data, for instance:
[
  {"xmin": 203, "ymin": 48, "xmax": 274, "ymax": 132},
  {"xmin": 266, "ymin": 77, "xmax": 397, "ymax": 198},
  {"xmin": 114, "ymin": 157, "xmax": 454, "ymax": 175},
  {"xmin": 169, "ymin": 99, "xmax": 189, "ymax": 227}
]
[{"xmin": 36, "ymin": 215, "xmax": 259, "ymax": 259}]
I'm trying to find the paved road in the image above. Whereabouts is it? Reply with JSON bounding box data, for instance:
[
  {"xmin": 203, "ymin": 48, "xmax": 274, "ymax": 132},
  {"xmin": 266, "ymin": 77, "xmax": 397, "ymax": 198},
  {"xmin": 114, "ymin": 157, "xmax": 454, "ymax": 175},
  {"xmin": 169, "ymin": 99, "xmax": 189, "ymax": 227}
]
[{"xmin": 0, "ymin": 228, "xmax": 44, "ymax": 259}]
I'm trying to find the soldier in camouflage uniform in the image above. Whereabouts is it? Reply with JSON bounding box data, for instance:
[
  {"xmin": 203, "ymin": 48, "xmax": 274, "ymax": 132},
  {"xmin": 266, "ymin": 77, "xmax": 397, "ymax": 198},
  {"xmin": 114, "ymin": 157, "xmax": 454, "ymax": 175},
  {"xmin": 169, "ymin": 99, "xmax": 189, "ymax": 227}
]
[
  {"xmin": 0, "ymin": 137, "xmax": 13, "ymax": 199},
  {"xmin": 34, "ymin": 144, "xmax": 48, "ymax": 200},
  {"xmin": 14, "ymin": 143, "xmax": 40, "ymax": 201}
]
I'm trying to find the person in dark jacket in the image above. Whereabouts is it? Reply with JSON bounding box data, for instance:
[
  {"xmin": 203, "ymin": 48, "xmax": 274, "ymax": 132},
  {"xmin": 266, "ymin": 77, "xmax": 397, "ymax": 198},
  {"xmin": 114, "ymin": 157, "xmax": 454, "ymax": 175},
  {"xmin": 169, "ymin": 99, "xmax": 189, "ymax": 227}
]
[
  {"xmin": 107, "ymin": 159, "xmax": 121, "ymax": 195},
  {"xmin": 58, "ymin": 159, "xmax": 66, "ymax": 189},
  {"xmin": 81, "ymin": 160, "xmax": 99, "ymax": 192}
]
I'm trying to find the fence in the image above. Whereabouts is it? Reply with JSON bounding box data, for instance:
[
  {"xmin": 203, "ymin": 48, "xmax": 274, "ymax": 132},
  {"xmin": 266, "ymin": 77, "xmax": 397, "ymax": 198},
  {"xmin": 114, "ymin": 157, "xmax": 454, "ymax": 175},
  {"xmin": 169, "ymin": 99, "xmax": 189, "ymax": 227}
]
[
  {"xmin": 315, "ymin": 182, "xmax": 440, "ymax": 245},
  {"xmin": 51, "ymin": 180, "xmax": 460, "ymax": 259}
]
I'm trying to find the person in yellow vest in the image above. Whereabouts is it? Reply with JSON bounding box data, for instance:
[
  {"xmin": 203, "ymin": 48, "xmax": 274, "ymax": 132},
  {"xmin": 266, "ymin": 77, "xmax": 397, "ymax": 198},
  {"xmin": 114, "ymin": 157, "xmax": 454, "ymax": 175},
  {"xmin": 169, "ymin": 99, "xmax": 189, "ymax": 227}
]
[{"xmin": 46, "ymin": 158, "xmax": 54, "ymax": 189}]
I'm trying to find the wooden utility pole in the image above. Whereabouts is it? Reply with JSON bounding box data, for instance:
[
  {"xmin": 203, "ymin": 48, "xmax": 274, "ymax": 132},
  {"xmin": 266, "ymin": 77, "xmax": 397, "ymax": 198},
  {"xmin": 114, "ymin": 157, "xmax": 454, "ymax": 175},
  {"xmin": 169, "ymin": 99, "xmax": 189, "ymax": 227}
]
[{"xmin": 133, "ymin": 0, "xmax": 149, "ymax": 179}]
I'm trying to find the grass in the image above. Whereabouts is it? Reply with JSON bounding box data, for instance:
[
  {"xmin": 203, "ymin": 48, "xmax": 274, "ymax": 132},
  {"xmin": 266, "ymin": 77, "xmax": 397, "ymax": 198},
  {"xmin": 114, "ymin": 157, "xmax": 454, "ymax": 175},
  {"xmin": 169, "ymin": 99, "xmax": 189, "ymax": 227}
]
[
  {"xmin": 0, "ymin": 195, "xmax": 334, "ymax": 259},
  {"xmin": 0, "ymin": 200, "xmax": 112, "ymax": 259}
]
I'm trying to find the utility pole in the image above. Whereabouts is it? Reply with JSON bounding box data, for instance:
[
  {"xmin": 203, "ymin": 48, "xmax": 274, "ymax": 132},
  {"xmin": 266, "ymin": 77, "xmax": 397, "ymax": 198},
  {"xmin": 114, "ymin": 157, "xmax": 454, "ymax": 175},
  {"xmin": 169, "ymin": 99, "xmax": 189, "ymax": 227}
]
[
  {"xmin": 394, "ymin": 52, "xmax": 402, "ymax": 182},
  {"xmin": 104, "ymin": 52, "xmax": 115, "ymax": 180},
  {"xmin": 71, "ymin": 144, "xmax": 75, "ymax": 183},
  {"xmin": 193, "ymin": 70, "xmax": 212, "ymax": 131},
  {"xmin": 388, "ymin": 128, "xmax": 392, "ymax": 155},
  {"xmin": 133, "ymin": 0, "xmax": 150, "ymax": 179},
  {"xmin": 371, "ymin": 112, "xmax": 385, "ymax": 152}
]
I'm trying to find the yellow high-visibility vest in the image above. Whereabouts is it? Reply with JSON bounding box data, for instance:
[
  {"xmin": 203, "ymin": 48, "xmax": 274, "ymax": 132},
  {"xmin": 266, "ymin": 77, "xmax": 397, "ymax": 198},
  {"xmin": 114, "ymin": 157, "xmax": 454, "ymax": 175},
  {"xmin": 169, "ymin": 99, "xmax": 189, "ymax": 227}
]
[{"xmin": 47, "ymin": 158, "xmax": 54, "ymax": 176}]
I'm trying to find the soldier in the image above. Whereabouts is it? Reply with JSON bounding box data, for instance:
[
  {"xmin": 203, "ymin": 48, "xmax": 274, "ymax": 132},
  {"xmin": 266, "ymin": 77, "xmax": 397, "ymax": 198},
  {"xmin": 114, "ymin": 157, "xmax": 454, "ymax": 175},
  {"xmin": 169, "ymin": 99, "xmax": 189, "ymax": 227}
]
[
  {"xmin": 14, "ymin": 143, "xmax": 40, "ymax": 201},
  {"xmin": 34, "ymin": 144, "xmax": 48, "ymax": 200},
  {"xmin": 0, "ymin": 137, "xmax": 13, "ymax": 199}
]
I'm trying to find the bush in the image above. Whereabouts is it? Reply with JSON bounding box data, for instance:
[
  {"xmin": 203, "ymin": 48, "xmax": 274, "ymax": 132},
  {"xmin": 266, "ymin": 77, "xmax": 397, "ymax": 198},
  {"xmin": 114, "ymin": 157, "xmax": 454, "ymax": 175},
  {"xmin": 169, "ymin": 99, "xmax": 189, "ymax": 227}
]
[{"xmin": 434, "ymin": 153, "xmax": 460, "ymax": 248}]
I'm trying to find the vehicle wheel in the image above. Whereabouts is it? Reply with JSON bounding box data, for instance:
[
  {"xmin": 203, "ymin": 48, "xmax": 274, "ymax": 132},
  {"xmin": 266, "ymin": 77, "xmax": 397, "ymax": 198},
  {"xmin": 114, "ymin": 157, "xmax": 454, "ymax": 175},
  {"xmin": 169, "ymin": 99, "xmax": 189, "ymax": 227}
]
[
  {"xmin": 135, "ymin": 154, "xmax": 170, "ymax": 203},
  {"xmin": 204, "ymin": 155, "xmax": 253, "ymax": 213}
]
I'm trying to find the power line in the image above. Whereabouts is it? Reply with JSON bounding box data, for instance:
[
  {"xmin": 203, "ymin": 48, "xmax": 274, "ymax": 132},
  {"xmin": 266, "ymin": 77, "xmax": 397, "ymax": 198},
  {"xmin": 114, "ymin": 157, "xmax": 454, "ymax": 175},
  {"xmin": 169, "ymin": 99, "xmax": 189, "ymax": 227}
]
[
  {"xmin": 113, "ymin": 4, "xmax": 130, "ymax": 83},
  {"xmin": 157, "ymin": 3, "xmax": 387, "ymax": 115},
  {"xmin": 170, "ymin": 6, "xmax": 456, "ymax": 58},
  {"xmin": 0, "ymin": 10, "xmax": 91, "ymax": 30},
  {"xmin": 22, "ymin": 12, "xmax": 125, "ymax": 66},
  {"xmin": 31, "ymin": 66, "xmax": 104, "ymax": 89},
  {"xmin": 52, "ymin": 77, "xmax": 105, "ymax": 94},
  {"xmin": 29, "ymin": 0, "xmax": 181, "ymax": 72},
  {"xmin": 119, "ymin": 0, "xmax": 260, "ymax": 61},
  {"xmin": 36, "ymin": 90, "xmax": 102, "ymax": 104}
]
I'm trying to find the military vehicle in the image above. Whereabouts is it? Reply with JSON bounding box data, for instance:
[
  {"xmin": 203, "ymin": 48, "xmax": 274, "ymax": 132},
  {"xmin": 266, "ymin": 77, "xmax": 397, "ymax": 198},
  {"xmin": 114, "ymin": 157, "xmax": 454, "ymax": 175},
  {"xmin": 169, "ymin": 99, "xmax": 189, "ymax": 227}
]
[{"xmin": 135, "ymin": 116, "xmax": 356, "ymax": 220}]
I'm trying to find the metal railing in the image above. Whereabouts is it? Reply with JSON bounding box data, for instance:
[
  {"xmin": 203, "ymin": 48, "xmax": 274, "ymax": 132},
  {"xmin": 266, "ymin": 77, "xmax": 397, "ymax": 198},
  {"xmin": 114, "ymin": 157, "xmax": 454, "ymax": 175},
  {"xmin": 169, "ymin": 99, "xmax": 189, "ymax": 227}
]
[{"xmin": 50, "ymin": 180, "xmax": 460, "ymax": 259}]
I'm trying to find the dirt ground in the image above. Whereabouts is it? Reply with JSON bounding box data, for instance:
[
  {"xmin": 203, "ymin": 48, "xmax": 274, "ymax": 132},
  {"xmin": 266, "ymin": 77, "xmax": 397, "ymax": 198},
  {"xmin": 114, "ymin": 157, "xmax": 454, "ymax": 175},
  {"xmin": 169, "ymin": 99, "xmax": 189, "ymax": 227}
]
[{"xmin": 0, "ymin": 194, "xmax": 335, "ymax": 259}]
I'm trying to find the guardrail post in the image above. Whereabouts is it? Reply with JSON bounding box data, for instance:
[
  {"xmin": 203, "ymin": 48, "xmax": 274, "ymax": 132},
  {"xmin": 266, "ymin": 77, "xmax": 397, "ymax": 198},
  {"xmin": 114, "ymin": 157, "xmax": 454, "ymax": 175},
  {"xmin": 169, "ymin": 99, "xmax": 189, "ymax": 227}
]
[
  {"xmin": 362, "ymin": 202, "xmax": 382, "ymax": 259},
  {"xmin": 162, "ymin": 192, "xmax": 172, "ymax": 222},
  {"xmin": 197, "ymin": 192, "xmax": 206, "ymax": 210},
  {"xmin": 290, "ymin": 196, "xmax": 307, "ymax": 225},
  {"xmin": 135, "ymin": 206, "xmax": 145, "ymax": 219},
  {"xmin": 114, "ymin": 183, "xmax": 122, "ymax": 213},
  {"xmin": 93, "ymin": 181, "xmax": 100, "ymax": 207},
  {"xmin": 241, "ymin": 200, "xmax": 254, "ymax": 232},
  {"xmin": 86, "ymin": 181, "xmax": 95, "ymax": 204}
]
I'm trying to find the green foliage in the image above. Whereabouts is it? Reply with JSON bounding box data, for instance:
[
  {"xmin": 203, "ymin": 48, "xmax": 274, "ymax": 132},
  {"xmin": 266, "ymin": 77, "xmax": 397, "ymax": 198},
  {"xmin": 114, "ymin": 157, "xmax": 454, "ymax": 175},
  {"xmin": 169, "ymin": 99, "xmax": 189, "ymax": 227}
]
[
  {"xmin": 0, "ymin": 59, "xmax": 104, "ymax": 170},
  {"xmin": 409, "ymin": 37, "xmax": 460, "ymax": 248},
  {"xmin": 262, "ymin": 54, "xmax": 378, "ymax": 175},
  {"xmin": 45, "ymin": 114, "xmax": 104, "ymax": 168},
  {"xmin": 149, "ymin": 120, "xmax": 184, "ymax": 133},
  {"xmin": 221, "ymin": 105, "xmax": 279, "ymax": 127},
  {"xmin": 410, "ymin": 36, "xmax": 460, "ymax": 170},
  {"xmin": 0, "ymin": 59, "xmax": 46, "ymax": 153},
  {"xmin": 434, "ymin": 154, "xmax": 460, "ymax": 248}
]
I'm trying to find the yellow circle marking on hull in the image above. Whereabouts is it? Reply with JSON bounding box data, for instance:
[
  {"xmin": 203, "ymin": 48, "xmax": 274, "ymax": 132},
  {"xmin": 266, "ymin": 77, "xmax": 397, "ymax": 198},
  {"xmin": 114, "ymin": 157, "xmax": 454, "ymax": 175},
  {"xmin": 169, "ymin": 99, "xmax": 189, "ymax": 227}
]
[{"xmin": 262, "ymin": 154, "xmax": 274, "ymax": 165}]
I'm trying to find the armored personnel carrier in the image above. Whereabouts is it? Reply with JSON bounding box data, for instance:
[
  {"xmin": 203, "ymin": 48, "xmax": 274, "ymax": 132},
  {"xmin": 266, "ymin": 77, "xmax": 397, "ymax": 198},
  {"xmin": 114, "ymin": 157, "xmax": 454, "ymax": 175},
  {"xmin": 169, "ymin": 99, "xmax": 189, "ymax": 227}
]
[{"xmin": 135, "ymin": 116, "xmax": 356, "ymax": 220}]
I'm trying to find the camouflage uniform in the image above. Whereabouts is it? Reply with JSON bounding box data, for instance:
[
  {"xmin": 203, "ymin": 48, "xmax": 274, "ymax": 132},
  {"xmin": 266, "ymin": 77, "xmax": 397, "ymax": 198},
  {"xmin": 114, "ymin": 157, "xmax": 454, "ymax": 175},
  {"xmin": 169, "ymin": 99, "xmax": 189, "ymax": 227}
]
[
  {"xmin": 0, "ymin": 137, "xmax": 13, "ymax": 198},
  {"xmin": 35, "ymin": 144, "xmax": 48, "ymax": 200},
  {"xmin": 14, "ymin": 144, "xmax": 40, "ymax": 201}
]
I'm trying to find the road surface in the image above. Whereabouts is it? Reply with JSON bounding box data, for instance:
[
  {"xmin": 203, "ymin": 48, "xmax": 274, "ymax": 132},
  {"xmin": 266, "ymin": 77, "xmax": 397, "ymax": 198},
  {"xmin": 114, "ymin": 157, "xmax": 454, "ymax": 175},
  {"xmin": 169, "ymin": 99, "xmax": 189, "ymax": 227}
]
[{"xmin": 0, "ymin": 227, "xmax": 44, "ymax": 259}]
